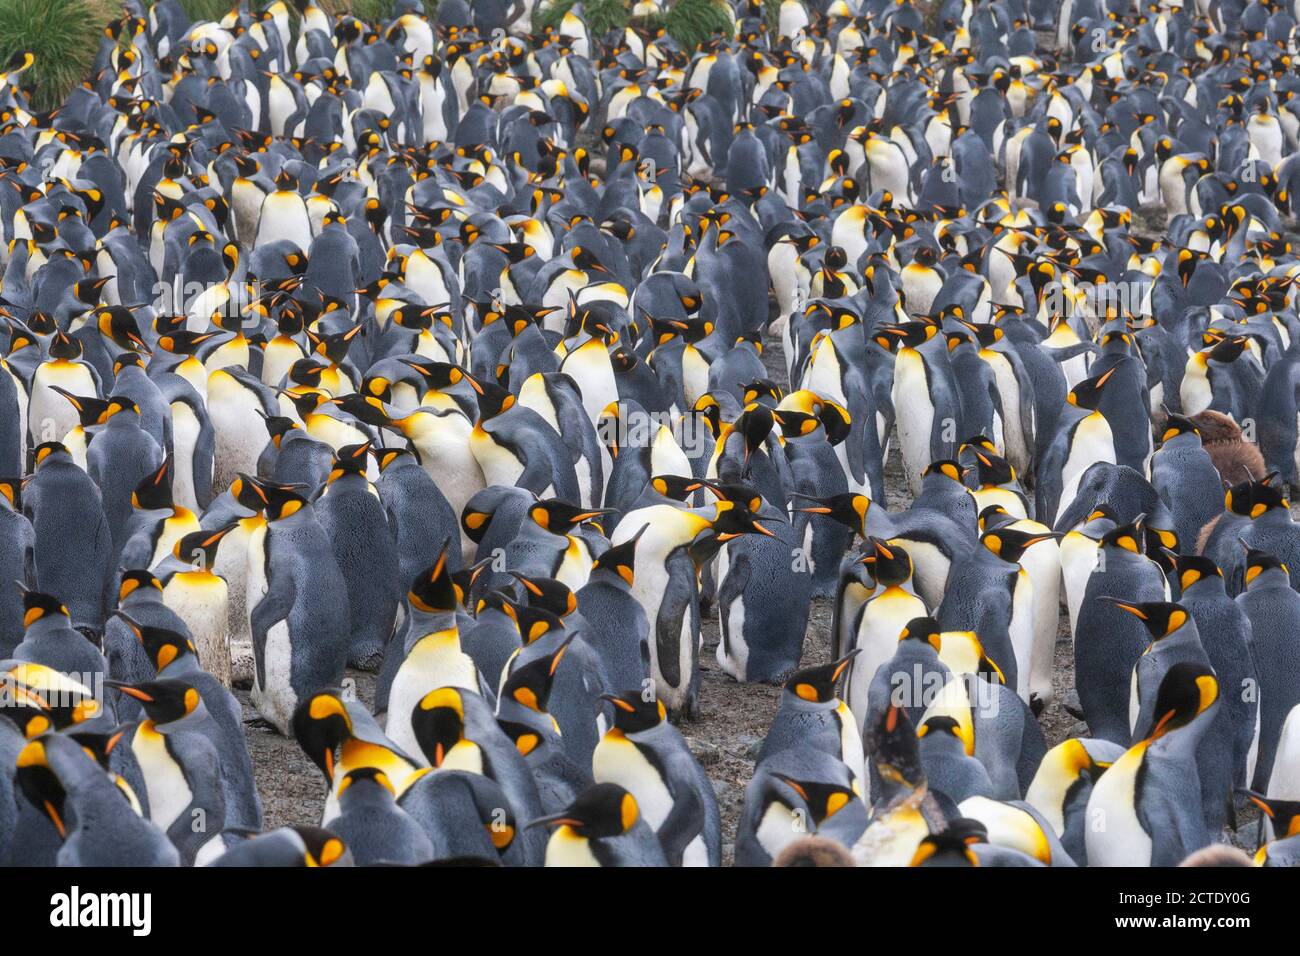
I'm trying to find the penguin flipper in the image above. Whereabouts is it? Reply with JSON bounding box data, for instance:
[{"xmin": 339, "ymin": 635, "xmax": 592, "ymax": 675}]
[
  {"xmin": 162, "ymin": 733, "xmax": 227, "ymax": 864},
  {"xmin": 515, "ymin": 448, "xmax": 557, "ymax": 498},
  {"xmin": 249, "ymin": 560, "xmax": 298, "ymax": 690},
  {"xmin": 1138, "ymin": 769, "xmax": 1201, "ymax": 866},
  {"xmin": 657, "ymin": 748, "xmax": 709, "ymax": 865}
]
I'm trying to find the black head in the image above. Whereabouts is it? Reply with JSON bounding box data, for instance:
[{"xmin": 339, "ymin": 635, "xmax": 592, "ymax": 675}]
[
  {"xmin": 1172, "ymin": 554, "xmax": 1221, "ymax": 592},
  {"xmin": 172, "ymin": 524, "xmax": 238, "ymax": 570},
  {"xmin": 410, "ymin": 687, "xmax": 468, "ymax": 768},
  {"xmin": 408, "ymin": 544, "xmax": 460, "ymax": 615},
  {"xmin": 785, "ymin": 649, "xmax": 858, "ymax": 703},
  {"xmin": 501, "ymin": 638, "xmax": 572, "ymax": 714},
  {"xmin": 511, "ymin": 573, "xmax": 576, "ymax": 617},
  {"xmin": 528, "ymin": 783, "xmax": 639, "ymax": 839},
  {"xmin": 602, "ymin": 690, "xmax": 666, "ymax": 734},
  {"xmin": 1099, "ymin": 598, "xmax": 1190, "ymax": 640},
  {"xmin": 592, "ymin": 526, "xmax": 645, "ymax": 584},
  {"xmin": 106, "ymin": 678, "xmax": 200, "ymax": 725},
  {"xmin": 1066, "ymin": 365, "xmax": 1116, "ymax": 410},
  {"xmin": 980, "ymin": 527, "xmax": 1060, "ymax": 563},
  {"xmin": 1140, "ymin": 661, "xmax": 1218, "ymax": 740},
  {"xmin": 291, "ymin": 692, "xmax": 354, "ymax": 783},
  {"xmin": 131, "ymin": 456, "xmax": 174, "ymax": 510}
]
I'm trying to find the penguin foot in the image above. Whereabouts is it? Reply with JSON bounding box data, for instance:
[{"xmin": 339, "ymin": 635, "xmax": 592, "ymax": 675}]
[
  {"xmin": 347, "ymin": 650, "xmax": 385, "ymax": 671},
  {"xmin": 1062, "ymin": 690, "xmax": 1083, "ymax": 720}
]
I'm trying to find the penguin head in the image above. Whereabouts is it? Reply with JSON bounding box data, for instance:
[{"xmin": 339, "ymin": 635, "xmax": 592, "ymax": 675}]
[
  {"xmin": 131, "ymin": 456, "xmax": 175, "ymax": 511},
  {"xmin": 376, "ymin": 446, "xmax": 414, "ymax": 473},
  {"xmin": 103, "ymin": 395, "xmax": 141, "ymax": 421},
  {"xmin": 1065, "ymin": 365, "xmax": 1116, "ymax": 410},
  {"xmin": 113, "ymin": 352, "xmax": 146, "ymax": 377},
  {"xmin": 93, "ymin": 305, "xmax": 149, "ymax": 353},
  {"xmin": 1138, "ymin": 661, "xmax": 1218, "ymax": 741},
  {"xmin": 1225, "ymin": 473, "xmax": 1286, "ymax": 518},
  {"xmin": 1241, "ymin": 542, "xmax": 1287, "ymax": 587},
  {"xmin": 399, "ymin": 358, "xmax": 482, "ymax": 394},
  {"xmin": 731, "ymin": 404, "xmax": 776, "ymax": 463},
  {"xmin": 15, "ymin": 739, "xmax": 73, "ymax": 839},
  {"xmin": 47, "ymin": 329, "xmax": 83, "ymax": 361},
  {"xmin": 503, "ymin": 601, "xmax": 564, "ymax": 647},
  {"xmin": 115, "ymin": 612, "xmax": 195, "ymax": 672},
  {"xmin": 260, "ymin": 413, "xmax": 299, "ymax": 447},
  {"xmin": 327, "ymin": 441, "xmax": 372, "ymax": 482},
  {"xmin": 1159, "ymin": 412, "xmax": 1201, "ymax": 444},
  {"xmin": 873, "ymin": 321, "xmax": 937, "ymax": 353},
  {"xmin": 867, "ymin": 538, "xmax": 913, "ymax": 586},
  {"xmin": 172, "ymin": 524, "xmax": 238, "ymax": 570},
  {"xmin": 1171, "ymin": 554, "xmax": 1221, "ymax": 594},
  {"xmin": 408, "ymin": 544, "xmax": 461, "ymax": 615},
  {"xmin": 31, "ymin": 442, "xmax": 71, "ymax": 471},
  {"xmin": 19, "ymin": 588, "xmax": 70, "ymax": 629},
  {"xmin": 602, "ymin": 691, "xmax": 667, "ymax": 734},
  {"xmin": 922, "ymin": 459, "xmax": 966, "ymax": 486},
  {"xmin": 292, "ymin": 826, "xmax": 351, "ymax": 867},
  {"xmin": 980, "ymin": 527, "xmax": 1059, "ymax": 563},
  {"xmin": 336, "ymin": 766, "xmax": 396, "ymax": 803},
  {"xmin": 976, "ymin": 503, "xmax": 1015, "ymax": 531},
  {"xmin": 791, "ymin": 492, "xmax": 870, "ymax": 537},
  {"xmin": 1241, "ymin": 792, "xmax": 1300, "ymax": 840},
  {"xmin": 1100, "ymin": 598, "xmax": 1190, "ymax": 641},
  {"xmin": 918, "ymin": 713, "xmax": 966, "ymax": 746},
  {"xmin": 473, "ymin": 381, "xmax": 516, "ymax": 421},
  {"xmin": 3, "ymin": 662, "xmax": 100, "ymax": 735},
  {"xmin": 528, "ymin": 783, "xmax": 641, "ymax": 841},
  {"xmin": 510, "ymin": 572, "xmax": 576, "ymax": 617},
  {"xmin": 265, "ymin": 488, "xmax": 309, "ymax": 522},
  {"xmin": 157, "ymin": 329, "xmax": 220, "ymax": 356},
  {"xmin": 501, "ymin": 637, "xmax": 572, "ymax": 714},
  {"xmin": 704, "ymin": 499, "xmax": 777, "ymax": 551},
  {"xmin": 910, "ymin": 820, "xmax": 984, "ymax": 867},
  {"xmin": 969, "ymin": 450, "xmax": 1016, "ymax": 488},
  {"xmin": 117, "ymin": 570, "xmax": 163, "ymax": 603},
  {"xmin": 649, "ymin": 475, "xmax": 708, "ymax": 502},
  {"xmin": 292, "ymin": 692, "xmax": 354, "ymax": 784},
  {"xmin": 228, "ymin": 474, "xmax": 281, "ymax": 513},
  {"xmin": 0, "ymin": 478, "xmax": 19, "ymax": 512},
  {"xmin": 741, "ymin": 379, "xmax": 783, "ymax": 408},
  {"xmin": 411, "ymin": 687, "xmax": 470, "ymax": 768},
  {"xmin": 528, "ymin": 500, "xmax": 612, "ymax": 535},
  {"xmin": 769, "ymin": 772, "xmax": 859, "ymax": 827},
  {"xmin": 591, "ymin": 526, "xmax": 644, "ymax": 585},
  {"xmin": 1099, "ymin": 519, "xmax": 1144, "ymax": 553},
  {"xmin": 898, "ymin": 616, "xmax": 942, "ymax": 651},
  {"xmin": 786, "ymin": 649, "xmax": 858, "ymax": 704},
  {"xmin": 49, "ymin": 387, "xmax": 110, "ymax": 428},
  {"xmin": 107, "ymin": 678, "xmax": 202, "ymax": 726}
]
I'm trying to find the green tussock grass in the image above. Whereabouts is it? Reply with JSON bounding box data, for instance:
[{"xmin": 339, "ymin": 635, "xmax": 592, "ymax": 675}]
[
  {"xmin": 533, "ymin": 0, "xmax": 737, "ymax": 48},
  {"xmin": 535, "ymin": 0, "xmax": 631, "ymax": 37},
  {"xmin": 180, "ymin": 1, "xmax": 435, "ymax": 26},
  {"xmin": 0, "ymin": 0, "xmax": 113, "ymax": 111},
  {"xmin": 665, "ymin": 0, "xmax": 733, "ymax": 49},
  {"xmin": 179, "ymin": 0, "xmax": 238, "ymax": 24}
]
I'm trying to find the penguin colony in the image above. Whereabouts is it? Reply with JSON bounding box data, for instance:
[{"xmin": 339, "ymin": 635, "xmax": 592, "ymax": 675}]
[{"xmin": 1, "ymin": 0, "xmax": 1300, "ymax": 870}]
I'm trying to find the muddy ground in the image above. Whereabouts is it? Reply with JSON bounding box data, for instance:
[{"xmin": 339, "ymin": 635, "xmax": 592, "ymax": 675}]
[{"xmin": 237, "ymin": 328, "xmax": 1257, "ymax": 865}]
